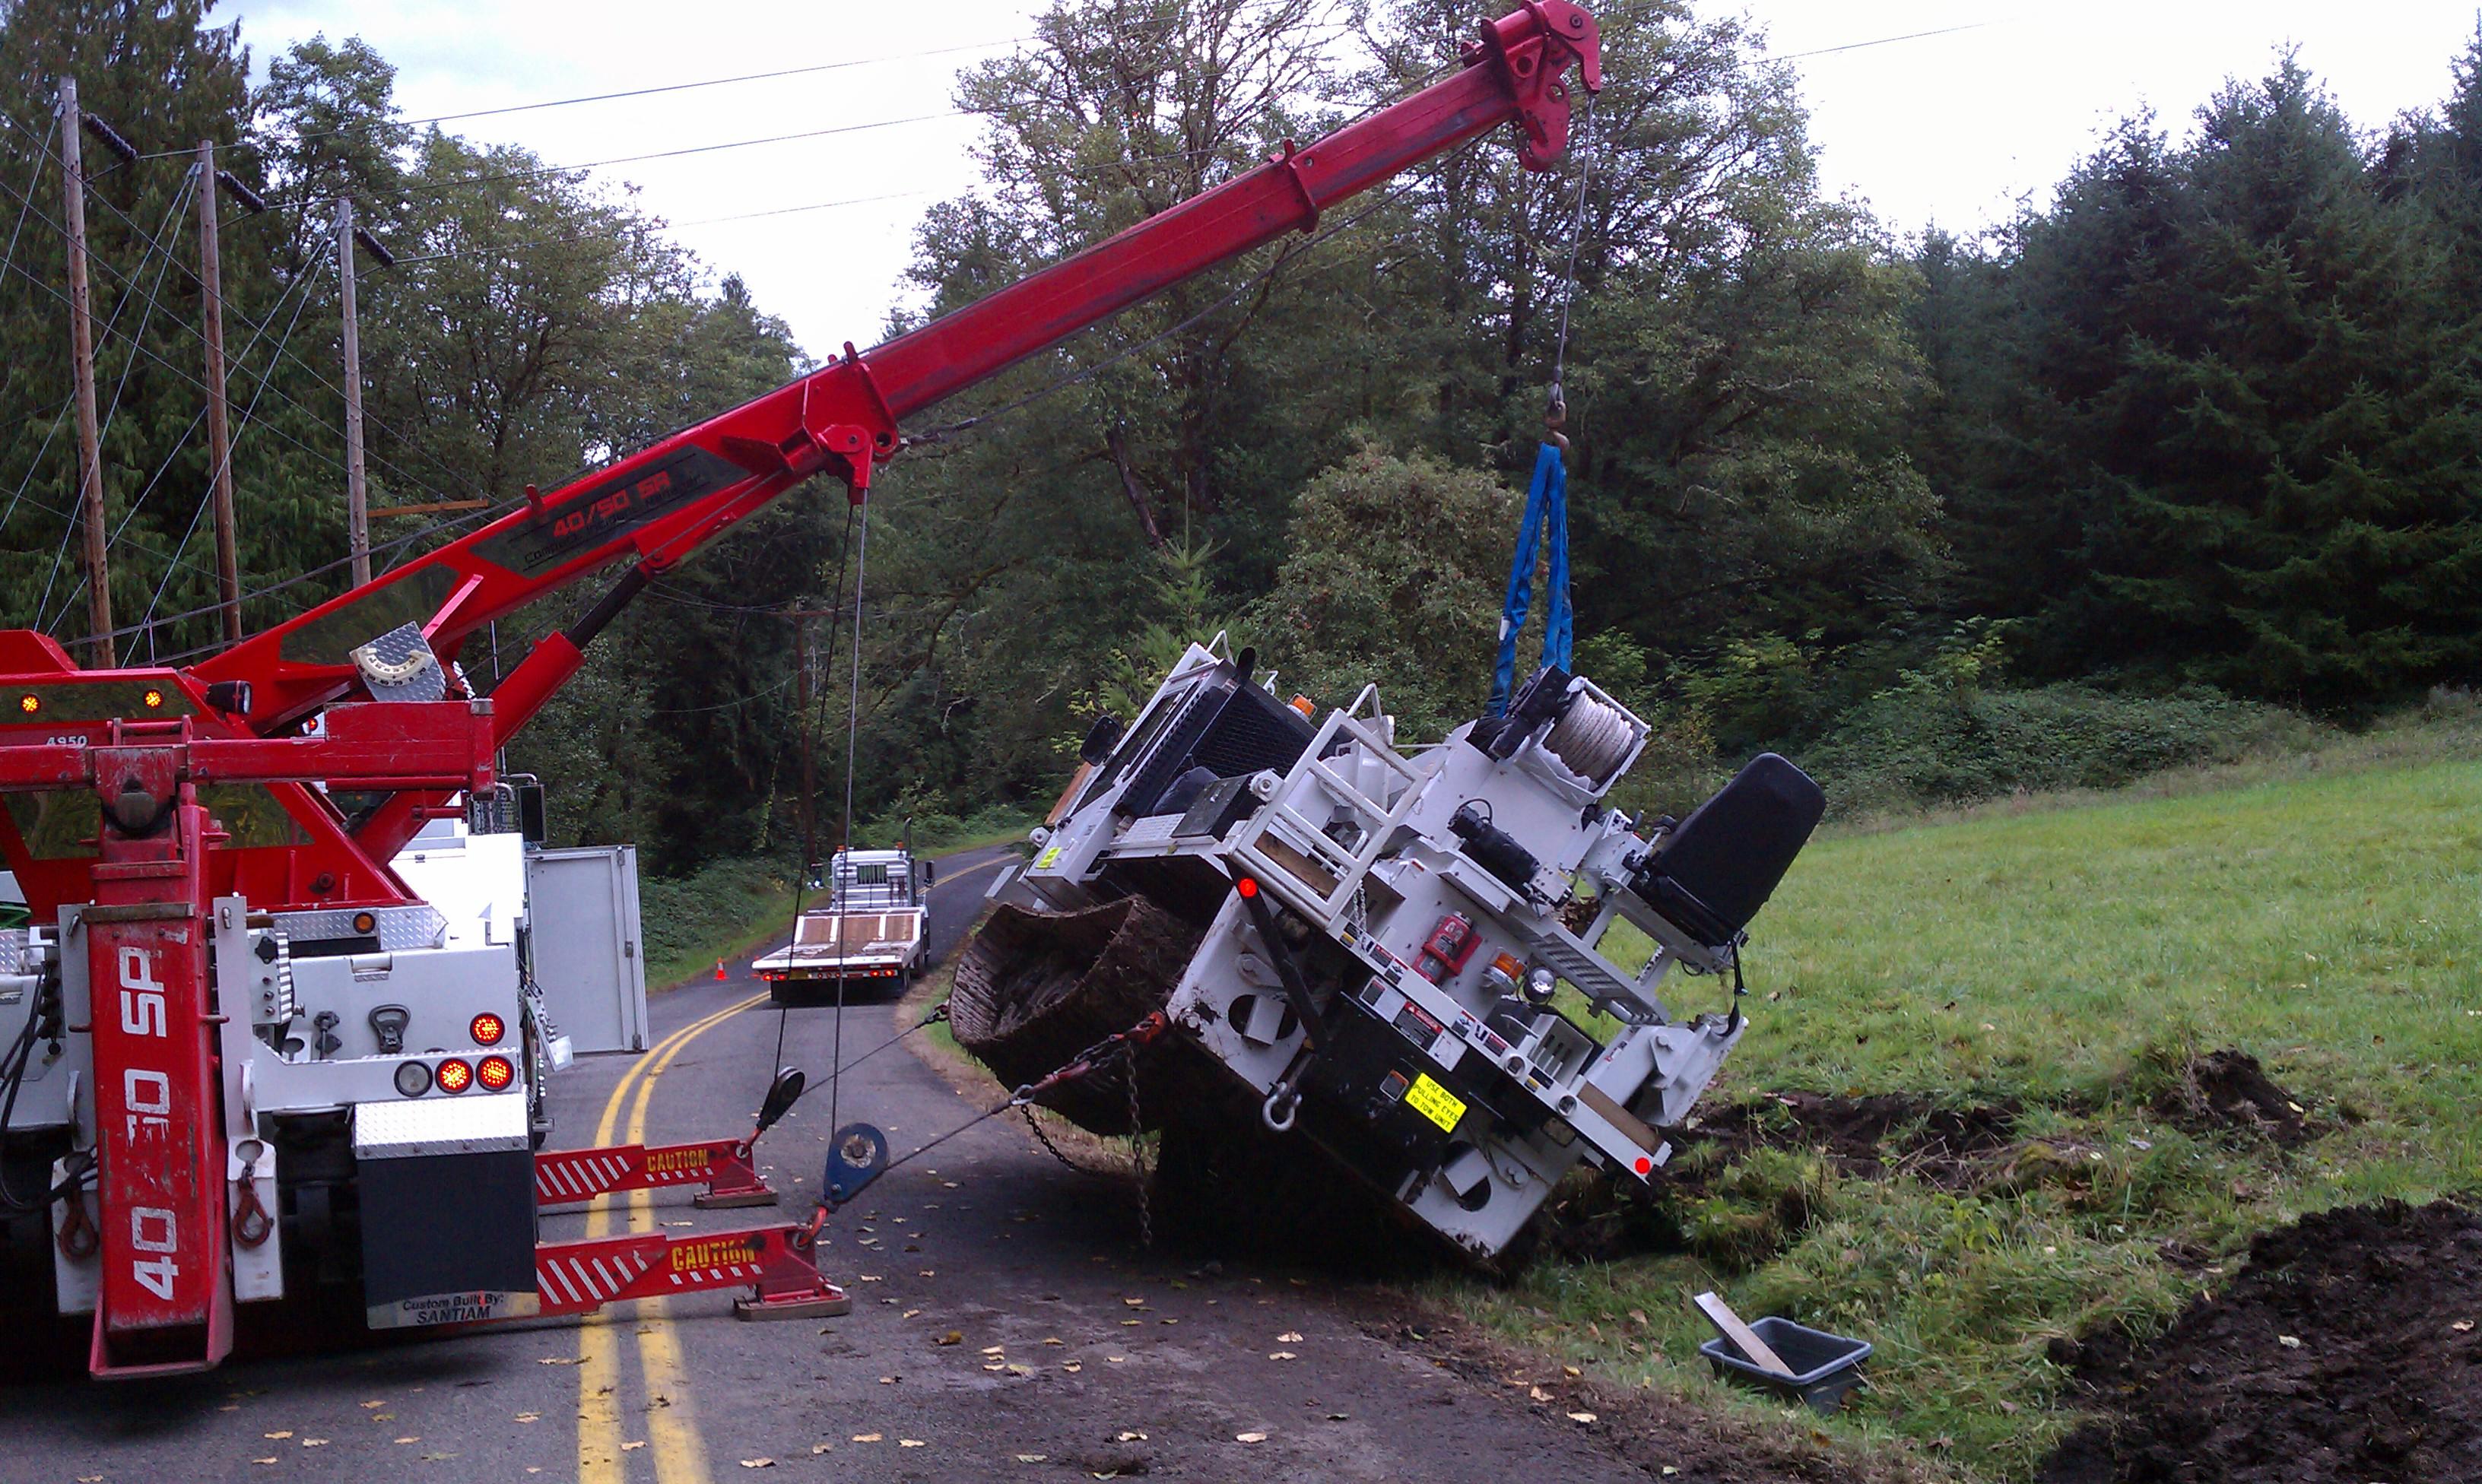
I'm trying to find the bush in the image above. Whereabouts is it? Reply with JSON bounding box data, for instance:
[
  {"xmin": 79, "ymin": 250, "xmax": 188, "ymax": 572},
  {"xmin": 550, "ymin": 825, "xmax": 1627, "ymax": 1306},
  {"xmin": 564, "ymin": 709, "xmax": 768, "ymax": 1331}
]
[
  {"xmin": 637, "ymin": 857, "xmax": 788, "ymax": 972},
  {"xmin": 1803, "ymin": 680, "xmax": 2314, "ymax": 817}
]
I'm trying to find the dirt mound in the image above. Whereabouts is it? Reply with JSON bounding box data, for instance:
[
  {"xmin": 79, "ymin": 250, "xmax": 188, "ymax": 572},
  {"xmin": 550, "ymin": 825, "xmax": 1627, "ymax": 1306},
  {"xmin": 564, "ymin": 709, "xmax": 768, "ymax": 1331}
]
[
  {"xmin": 2150, "ymin": 1048, "xmax": 2317, "ymax": 1146},
  {"xmin": 2041, "ymin": 1200, "xmax": 2482, "ymax": 1484},
  {"xmin": 1674, "ymin": 1091, "xmax": 2018, "ymax": 1188}
]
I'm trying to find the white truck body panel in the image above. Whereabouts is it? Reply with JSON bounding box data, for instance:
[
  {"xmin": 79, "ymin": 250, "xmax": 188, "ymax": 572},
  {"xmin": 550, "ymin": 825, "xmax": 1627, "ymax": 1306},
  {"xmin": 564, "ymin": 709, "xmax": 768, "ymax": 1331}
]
[{"xmin": 527, "ymin": 845, "xmax": 649, "ymax": 1054}]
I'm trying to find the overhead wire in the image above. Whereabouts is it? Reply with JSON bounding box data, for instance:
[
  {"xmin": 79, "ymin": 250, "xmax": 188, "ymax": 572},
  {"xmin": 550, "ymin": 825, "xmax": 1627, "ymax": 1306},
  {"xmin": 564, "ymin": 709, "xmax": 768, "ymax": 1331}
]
[{"xmin": 136, "ymin": 33, "xmax": 1041, "ymax": 163}]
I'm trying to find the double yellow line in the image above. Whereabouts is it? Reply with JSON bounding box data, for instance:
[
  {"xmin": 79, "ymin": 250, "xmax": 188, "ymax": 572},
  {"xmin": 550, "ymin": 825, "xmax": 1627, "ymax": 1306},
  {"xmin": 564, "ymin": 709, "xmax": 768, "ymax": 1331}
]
[
  {"xmin": 576, "ymin": 990, "xmax": 765, "ymax": 1484},
  {"xmin": 569, "ymin": 849, "xmax": 1011, "ymax": 1481}
]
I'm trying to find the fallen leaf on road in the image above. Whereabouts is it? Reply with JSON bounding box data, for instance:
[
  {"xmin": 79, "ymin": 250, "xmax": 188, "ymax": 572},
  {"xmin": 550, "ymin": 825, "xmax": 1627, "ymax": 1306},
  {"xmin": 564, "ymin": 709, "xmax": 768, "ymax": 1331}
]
[
  {"xmin": 981, "ymin": 1345, "xmax": 1006, "ymax": 1356},
  {"xmin": 372, "ymin": 1414, "xmax": 395, "ymax": 1423},
  {"xmin": 1567, "ymin": 1413, "xmax": 1598, "ymax": 1425},
  {"xmin": 263, "ymin": 1432, "xmax": 294, "ymax": 1440},
  {"xmin": 984, "ymin": 1362, "xmax": 1006, "ymax": 1372},
  {"xmin": 858, "ymin": 1273, "xmax": 883, "ymax": 1282},
  {"xmin": 394, "ymin": 1437, "xmax": 419, "ymax": 1445},
  {"xmin": 738, "ymin": 1459, "xmax": 775, "ymax": 1469},
  {"xmin": 1120, "ymin": 1320, "xmax": 1141, "ymax": 1327},
  {"xmin": 903, "ymin": 1309, "xmax": 922, "ymax": 1319},
  {"xmin": 1106, "ymin": 1356, "xmax": 1125, "ymax": 1363},
  {"xmin": 1664, "ymin": 1468, "xmax": 1681, "ymax": 1476},
  {"xmin": 1158, "ymin": 1318, "xmax": 1178, "ymax": 1326},
  {"xmin": 1268, "ymin": 1351, "xmax": 1297, "ymax": 1361},
  {"xmin": 878, "ymin": 1375, "xmax": 898, "ymax": 1384},
  {"xmin": 1528, "ymin": 1387, "xmax": 1554, "ymax": 1403},
  {"xmin": 513, "ymin": 1412, "xmax": 541, "ymax": 1423},
  {"xmin": 2454, "ymin": 1320, "xmax": 2475, "ymax": 1333},
  {"xmin": 536, "ymin": 1357, "xmax": 579, "ymax": 1365},
  {"xmin": 1116, "ymin": 1431, "xmax": 1148, "ymax": 1442},
  {"xmin": 301, "ymin": 1438, "xmax": 329, "ymax": 1447},
  {"xmin": 251, "ymin": 1459, "xmax": 277, "ymax": 1467},
  {"xmin": 1043, "ymin": 1337, "xmax": 1063, "ymax": 1346},
  {"xmin": 1007, "ymin": 1363, "xmax": 1034, "ymax": 1375},
  {"xmin": 662, "ymin": 1221, "xmax": 692, "ymax": 1228},
  {"xmin": 1014, "ymin": 1454, "xmax": 1046, "ymax": 1463},
  {"xmin": 621, "ymin": 1441, "xmax": 646, "ymax": 1451},
  {"xmin": 1236, "ymin": 1432, "xmax": 1268, "ymax": 1444},
  {"xmin": 935, "ymin": 1331, "xmax": 963, "ymax": 1346},
  {"xmin": 363, "ymin": 1398, "xmax": 389, "ymax": 1406},
  {"xmin": 1123, "ymin": 1297, "xmax": 1145, "ymax": 1308},
  {"xmin": 1562, "ymin": 1365, "xmax": 1582, "ymax": 1378},
  {"xmin": 942, "ymin": 1181, "xmax": 960, "ymax": 1188},
  {"xmin": 900, "ymin": 1439, "xmax": 925, "ymax": 1448},
  {"xmin": 1326, "ymin": 1413, "xmax": 1348, "ymax": 1422},
  {"xmin": 2277, "ymin": 1335, "xmax": 2303, "ymax": 1349},
  {"xmin": 853, "ymin": 1433, "xmax": 882, "ymax": 1443},
  {"xmin": 810, "ymin": 1443, "xmax": 834, "ymax": 1454},
  {"xmin": 1277, "ymin": 1331, "xmax": 1303, "ymax": 1343},
  {"xmin": 1063, "ymin": 1361, "xmax": 1083, "ymax": 1373},
  {"xmin": 919, "ymin": 1269, "xmax": 935, "ymax": 1276}
]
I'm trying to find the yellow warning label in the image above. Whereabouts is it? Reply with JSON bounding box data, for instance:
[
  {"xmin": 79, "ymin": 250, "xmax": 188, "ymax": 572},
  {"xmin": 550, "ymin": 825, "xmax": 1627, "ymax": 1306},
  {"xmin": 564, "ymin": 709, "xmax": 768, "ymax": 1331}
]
[
  {"xmin": 1036, "ymin": 845, "xmax": 1064, "ymax": 869},
  {"xmin": 1404, "ymin": 1073, "xmax": 1466, "ymax": 1134}
]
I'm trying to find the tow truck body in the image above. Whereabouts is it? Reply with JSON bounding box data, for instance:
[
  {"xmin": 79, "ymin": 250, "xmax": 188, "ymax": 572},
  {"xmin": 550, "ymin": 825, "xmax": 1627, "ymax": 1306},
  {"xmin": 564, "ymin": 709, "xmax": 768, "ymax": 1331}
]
[
  {"xmin": 754, "ymin": 847, "xmax": 932, "ymax": 1004},
  {"xmin": 0, "ymin": 2, "xmax": 1604, "ymax": 1375}
]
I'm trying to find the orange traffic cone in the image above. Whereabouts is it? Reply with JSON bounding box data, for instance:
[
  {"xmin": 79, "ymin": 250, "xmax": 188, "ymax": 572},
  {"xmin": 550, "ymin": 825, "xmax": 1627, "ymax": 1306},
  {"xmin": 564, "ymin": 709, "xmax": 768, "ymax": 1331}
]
[{"xmin": 715, "ymin": 959, "xmax": 728, "ymax": 981}]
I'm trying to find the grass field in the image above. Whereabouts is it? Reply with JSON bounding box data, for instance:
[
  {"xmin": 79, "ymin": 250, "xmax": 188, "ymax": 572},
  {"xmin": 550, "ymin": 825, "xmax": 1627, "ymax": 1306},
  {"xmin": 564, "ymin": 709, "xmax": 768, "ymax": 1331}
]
[{"xmin": 1451, "ymin": 716, "xmax": 2482, "ymax": 1479}]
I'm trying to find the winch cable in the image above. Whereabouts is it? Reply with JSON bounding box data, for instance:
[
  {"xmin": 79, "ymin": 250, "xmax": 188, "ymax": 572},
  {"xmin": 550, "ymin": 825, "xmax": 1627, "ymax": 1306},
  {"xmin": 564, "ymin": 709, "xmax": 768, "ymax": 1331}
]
[
  {"xmin": 757, "ymin": 500, "xmax": 864, "ymax": 1105},
  {"xmin": 826, "ymin": 493, "xmax": 874, "ymax": 1145},
  {"xmin": 801, "ymin": 1013, "xmax": 1169, "ymax": 1235},
  {"xmin": 1487, "ymin": 97, "xmax": 1598, "ymax": 719}
]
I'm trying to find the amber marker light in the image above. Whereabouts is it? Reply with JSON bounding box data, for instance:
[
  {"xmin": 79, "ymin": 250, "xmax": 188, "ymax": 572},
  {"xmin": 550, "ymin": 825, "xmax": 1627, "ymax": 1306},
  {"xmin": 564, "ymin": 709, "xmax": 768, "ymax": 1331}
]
[
  {"xmin": 14, "ymin": 694, "xmax": 35, "ymax": 715},
  {"xmin": 141, "ymin": 687, "xmax": 164, "ymax": 709}
]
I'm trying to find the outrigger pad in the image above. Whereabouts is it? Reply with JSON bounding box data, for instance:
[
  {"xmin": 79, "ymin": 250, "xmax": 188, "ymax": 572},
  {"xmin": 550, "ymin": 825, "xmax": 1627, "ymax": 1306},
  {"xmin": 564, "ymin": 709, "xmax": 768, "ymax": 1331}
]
[{"xmin": 824, "ymin": 1123, "xmax": 888, "ymax": 1207}]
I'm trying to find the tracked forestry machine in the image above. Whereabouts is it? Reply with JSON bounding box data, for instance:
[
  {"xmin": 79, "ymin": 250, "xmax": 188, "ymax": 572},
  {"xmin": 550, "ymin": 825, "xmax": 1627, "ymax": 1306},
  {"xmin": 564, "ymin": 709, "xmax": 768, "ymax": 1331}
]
[
  {"xmin": 0, "ymin": 2, "xmax": 1606, "ymax": 1375},
  {"xmin": 957, "ymin": 645, "xmax": 1823, "ymax": 1260}
]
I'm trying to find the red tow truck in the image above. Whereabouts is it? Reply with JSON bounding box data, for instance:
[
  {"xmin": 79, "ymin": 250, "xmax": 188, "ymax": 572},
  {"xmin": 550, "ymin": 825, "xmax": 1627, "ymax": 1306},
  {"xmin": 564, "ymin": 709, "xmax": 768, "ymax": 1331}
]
[{"xmin": 0, "ymin": 1, "xmax": 1601, "ymax": 1376}]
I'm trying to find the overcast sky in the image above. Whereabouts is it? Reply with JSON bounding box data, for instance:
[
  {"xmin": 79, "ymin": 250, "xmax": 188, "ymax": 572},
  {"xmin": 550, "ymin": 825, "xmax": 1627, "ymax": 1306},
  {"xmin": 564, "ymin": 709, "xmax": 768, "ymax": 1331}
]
[{"xmin": 222, "ymin": 1, "xmax": 2482, "ymax": 360}]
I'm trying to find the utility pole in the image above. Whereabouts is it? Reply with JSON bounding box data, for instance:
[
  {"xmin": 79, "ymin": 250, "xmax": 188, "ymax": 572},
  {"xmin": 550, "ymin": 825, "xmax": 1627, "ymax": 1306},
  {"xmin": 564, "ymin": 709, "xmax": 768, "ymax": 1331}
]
[
  {"xmin": 198, "ymin": 140, "xmax": 241, "ymax": 643},
  {"xmin": 59, "ymin": 77, "xmax": 113, "ymax": 668},
  {"xmin": 336, "ymin": 196, "xmax": 370, "ymax": 586},
  {"xmin": 793, "ymin": 608, "xmax": 817, "ymax": 875}
]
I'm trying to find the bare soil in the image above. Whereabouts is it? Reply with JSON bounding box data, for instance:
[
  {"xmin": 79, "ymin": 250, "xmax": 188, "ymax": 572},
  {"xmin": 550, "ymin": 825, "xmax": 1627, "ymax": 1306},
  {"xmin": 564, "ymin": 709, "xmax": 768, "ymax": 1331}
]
[{"xmin": 2040, "ymin": 1200, "xmax": 2482, "ymax": 1484}]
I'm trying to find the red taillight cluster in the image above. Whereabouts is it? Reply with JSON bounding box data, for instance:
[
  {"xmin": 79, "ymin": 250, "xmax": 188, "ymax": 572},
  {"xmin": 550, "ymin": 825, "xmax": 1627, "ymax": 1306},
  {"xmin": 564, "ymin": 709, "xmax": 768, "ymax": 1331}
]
[
  {"xmin": 436, "ymin": 1058, "xmax": 474, "ymax": 1094},
  {"xmin": 470, "ymin": 1012, "xmax": 506, "ymax": 1046},
  {"xmin": 477, "ymin": 1055, "xmax": 516, "ymax": 1091}
]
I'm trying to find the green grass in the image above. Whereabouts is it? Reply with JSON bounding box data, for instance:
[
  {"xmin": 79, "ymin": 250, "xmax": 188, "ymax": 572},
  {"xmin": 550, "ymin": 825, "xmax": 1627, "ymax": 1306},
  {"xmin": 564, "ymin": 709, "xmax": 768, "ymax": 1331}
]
[{"xmin": 1450, "ymin": 724, "xmax": 2482, "ymax": 1480}]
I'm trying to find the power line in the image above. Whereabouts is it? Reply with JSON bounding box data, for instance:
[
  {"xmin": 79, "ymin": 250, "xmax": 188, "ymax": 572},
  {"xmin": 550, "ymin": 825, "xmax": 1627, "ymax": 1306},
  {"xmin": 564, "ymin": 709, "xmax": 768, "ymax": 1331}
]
[
  {"xmin": 1763, "ymin": 21, "xmax": 1990, "ymax": 64},
  {"xmin": 138, "ymin": 34, "xmax": 1039, "ymax": 163}
]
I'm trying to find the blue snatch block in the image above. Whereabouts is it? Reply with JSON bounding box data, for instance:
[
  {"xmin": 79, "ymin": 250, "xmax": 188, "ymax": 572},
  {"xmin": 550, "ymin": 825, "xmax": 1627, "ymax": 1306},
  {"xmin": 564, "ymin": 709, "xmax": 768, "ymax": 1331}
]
[{"xmin": 1699, "ymin": 1316, "xmax": 1872, "ymax": 1415}]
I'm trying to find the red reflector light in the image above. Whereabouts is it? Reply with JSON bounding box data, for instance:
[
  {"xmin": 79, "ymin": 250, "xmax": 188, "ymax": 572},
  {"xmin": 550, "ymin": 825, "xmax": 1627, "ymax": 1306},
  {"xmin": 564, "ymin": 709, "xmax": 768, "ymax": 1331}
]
[
  {"xmin": 436, "ymin": 1058, "xmax": 474, "ymax": 1094},
  {"xmin": 469, "ymin": 1012, "xmax": 506, "ymax": 1045},
  {"xmin": 1236, "ymin": 877, "xmax": 1258, "ymax": 899},
  {"xmin": 1633, "ymin": 1156, "xmax": 1652, "ymax": 1175},
  {"xmin": 477, "ymin": 1055, "xmax": 516, "ymax": 1091}
]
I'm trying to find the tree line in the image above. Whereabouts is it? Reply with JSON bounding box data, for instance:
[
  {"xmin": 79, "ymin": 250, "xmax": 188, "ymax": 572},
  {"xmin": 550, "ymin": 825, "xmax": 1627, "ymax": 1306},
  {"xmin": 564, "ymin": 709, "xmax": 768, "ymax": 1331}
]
[{"xmin": 2, "ymin": 0, "xmax": 2477, "ymax": 874}]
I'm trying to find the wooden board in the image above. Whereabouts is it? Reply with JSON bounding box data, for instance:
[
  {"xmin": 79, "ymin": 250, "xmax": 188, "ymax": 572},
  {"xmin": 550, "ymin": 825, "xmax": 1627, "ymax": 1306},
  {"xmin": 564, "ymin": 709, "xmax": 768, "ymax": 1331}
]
[{"xmin": 1693, "ymin": 1291, "xmax": 1795, "ymax": 1378}]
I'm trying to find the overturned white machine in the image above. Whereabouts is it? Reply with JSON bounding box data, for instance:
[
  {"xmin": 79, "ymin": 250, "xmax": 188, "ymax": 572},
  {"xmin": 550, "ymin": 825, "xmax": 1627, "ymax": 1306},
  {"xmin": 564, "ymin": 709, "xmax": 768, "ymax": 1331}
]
[{"xmin": 957, "ymin": 642, "xmax": 1824, "ymax": 1259}]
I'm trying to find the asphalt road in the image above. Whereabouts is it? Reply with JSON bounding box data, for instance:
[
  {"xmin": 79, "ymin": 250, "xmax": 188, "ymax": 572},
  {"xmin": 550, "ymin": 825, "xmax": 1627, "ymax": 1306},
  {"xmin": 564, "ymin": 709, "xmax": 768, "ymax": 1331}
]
[{"xmin": 2, "ymin": 843, "xmax": 1677, "ymax": 1483}]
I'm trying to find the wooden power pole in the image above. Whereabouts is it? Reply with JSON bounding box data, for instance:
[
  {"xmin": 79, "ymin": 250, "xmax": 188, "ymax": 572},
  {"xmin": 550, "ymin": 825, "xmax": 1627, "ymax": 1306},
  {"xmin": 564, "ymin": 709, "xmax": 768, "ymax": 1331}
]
[
  {"xmin": 336, "ymin": 196, "xmax": 370, "ymax": 586},
  {"xmin": 197, "ymin": 140, "xmax": 241, "ymax": 643},
  {"xmin": 58, "ymin": 77, "xmax": 113, "ymax": 668}
]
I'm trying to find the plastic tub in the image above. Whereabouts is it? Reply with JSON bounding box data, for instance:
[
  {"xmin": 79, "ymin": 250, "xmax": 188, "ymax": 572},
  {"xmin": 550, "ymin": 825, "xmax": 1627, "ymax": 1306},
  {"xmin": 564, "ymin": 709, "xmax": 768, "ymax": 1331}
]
[{"xmin": 1698, "ymin": 1316, "xmax": 1872, "ymax": 1414}]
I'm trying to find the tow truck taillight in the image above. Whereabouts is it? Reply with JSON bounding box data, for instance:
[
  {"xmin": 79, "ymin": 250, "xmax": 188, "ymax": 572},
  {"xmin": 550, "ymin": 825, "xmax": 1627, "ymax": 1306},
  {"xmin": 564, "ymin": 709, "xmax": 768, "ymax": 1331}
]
[
  {"xmin": 477, "ymin": 1055, "xmax": 515, "ymax": 1091},
  {"xmin": 436, "ymin": 1058, "xmax": 474, "ymax": 1094},
  {"xmin": 394, "ymin": 1061, "xmax": 433, "ymax": 1097},
  {"xmin": 470, "ymin": 1012, "xmax": 506, "ymax": 1045}
]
